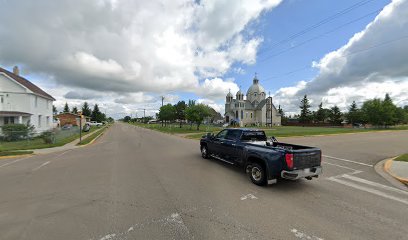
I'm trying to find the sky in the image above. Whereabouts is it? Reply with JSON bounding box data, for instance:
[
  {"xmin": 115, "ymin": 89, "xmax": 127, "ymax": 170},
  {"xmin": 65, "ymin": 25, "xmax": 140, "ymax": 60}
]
[{"xmin": 0, "ymin": 0, "xmax": 407, "ymax": 118}]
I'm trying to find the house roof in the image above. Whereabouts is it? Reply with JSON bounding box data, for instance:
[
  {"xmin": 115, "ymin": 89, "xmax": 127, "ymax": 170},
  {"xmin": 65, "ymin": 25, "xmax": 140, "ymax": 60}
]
[
  {"xmin": 0, "ymin": 67, "xmax": 55, "ymax": 101},
  {"xmin": 0, "ymin": 111, "xmax": 32, "ymax": 117}
]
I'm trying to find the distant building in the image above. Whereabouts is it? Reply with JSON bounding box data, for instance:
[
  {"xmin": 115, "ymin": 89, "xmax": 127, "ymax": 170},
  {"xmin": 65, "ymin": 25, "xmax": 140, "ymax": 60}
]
[
  {"xmin": 225, "ymin": 75, "xmax": 281, "ymax": 126},
  {"xmin": 55, "ymin": 112, "xmax": 90, "ymax": 127},
  {"xmin": 0, "ymin": 66, "xmax": 55, "ymax": 132}
]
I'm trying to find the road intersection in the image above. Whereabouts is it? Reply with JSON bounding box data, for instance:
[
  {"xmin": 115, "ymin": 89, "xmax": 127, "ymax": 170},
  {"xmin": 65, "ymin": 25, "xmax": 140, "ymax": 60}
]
[{"xmin": 0, "ymin": 123, "xmax": 407, "ymax": 239}]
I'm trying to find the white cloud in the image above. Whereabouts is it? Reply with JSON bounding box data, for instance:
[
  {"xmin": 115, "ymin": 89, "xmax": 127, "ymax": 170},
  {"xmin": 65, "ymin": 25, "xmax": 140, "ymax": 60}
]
[
  {"xmin": 197, "ymin": 77, "xmax": 240, "ymax": 99},
  {"xmin": 197, "ymin": 98, "xmax": 225, "ymax": 114},
  {"xmin": 274, "ymin": 0, "xmax": 408, "ymax": 114},
  {"xmin": 0, "ymin": 0, "xmax": 281, "ymax": 101}
]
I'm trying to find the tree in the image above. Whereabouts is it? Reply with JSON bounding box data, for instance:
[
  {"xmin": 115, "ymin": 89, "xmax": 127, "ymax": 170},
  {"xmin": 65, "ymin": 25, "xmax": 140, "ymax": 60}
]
[
  {"xmin": 52, "ymin": 105, "xmax": 58, "ymax": 115},
  {"xmin": 123, "ymin": 116, "xmax": 131, "ymax": 122},
  {"xmin": 91, "ymin": 104, "xmax": 105, "ymax": 122},
  {"xmin": 361, "ymin": 99, "xmax": 383, "ymax": 126},
  {"xmin": 382, "ymin": 93, "xmax": 397, "ymax": 126},
  {"xmin": 71, "ymin": 106, "xmax": 78, "ymax": 114},
  {"xmin": 188, "ymin": 99, "xmax": 196, "ymax": 107},
  {"xmin": 299, "ymin": 95, "xmax": 312, "ymax": 124},
  {"xmin": 185, "ymin": 104, "xmax": 211, "ymax": 130},
  {"xmin": 346, "ymin": 101, "xmax": 364, "ymax": 124},
  {"xmin": 81, "ymin": 102, "xmax": 92, "ymax": 117},
  {"xmin": 329, "ymin": 105, "xmax": 342, "ymax": 125},
  {"xmin": 174, "ymin": 101, "xmax": 187, "ymax": 128},
  {"xmin": 158, "ymin": 104, "xmax": 176, "ymax": 126},
  {"xmin": 63, "ymin": 102, "xmax": 70, "ymax": 113},
  {"xmin": 315, "ymin": 102, "xmax": 326, "ymax": 122}
]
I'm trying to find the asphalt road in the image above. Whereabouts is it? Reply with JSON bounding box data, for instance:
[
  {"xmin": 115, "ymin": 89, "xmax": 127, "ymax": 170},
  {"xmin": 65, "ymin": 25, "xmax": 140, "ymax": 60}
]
[{"xmin": 0, "ymin": 123, "xmax": 407, "ymax": 240}]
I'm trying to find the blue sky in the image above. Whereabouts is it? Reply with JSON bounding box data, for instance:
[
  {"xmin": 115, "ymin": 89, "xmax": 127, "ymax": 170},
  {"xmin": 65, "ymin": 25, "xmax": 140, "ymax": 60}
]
[{"xmin": 1, "ymin": 0, "xmax": 407, "ymax": 118}]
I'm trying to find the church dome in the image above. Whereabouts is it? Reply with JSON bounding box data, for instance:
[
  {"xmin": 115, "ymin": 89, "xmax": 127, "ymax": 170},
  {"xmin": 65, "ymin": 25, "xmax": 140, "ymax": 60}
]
[
  {"xmin": 226, "ymin": 91, "xmax": 233, "ymax": 97},
  {"xmin": 246, "ymin": 77, "xmax": 265, "ymax": 96}
]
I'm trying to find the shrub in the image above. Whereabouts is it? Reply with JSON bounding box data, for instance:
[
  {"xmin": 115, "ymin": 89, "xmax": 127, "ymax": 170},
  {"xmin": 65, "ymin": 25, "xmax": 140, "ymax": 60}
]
[
  {"xmin": 1, "ymin": 124, "xmax": 33, "ymax": 141},
  {"xmin": 40, "ymin": 131, "xmax": 55, "ymax": 144}
]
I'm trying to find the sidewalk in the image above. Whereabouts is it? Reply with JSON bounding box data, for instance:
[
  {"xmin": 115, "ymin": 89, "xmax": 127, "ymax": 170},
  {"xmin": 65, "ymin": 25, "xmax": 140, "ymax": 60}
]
[
  {"xmin": 384, "ymin": 158, "xmax": 408, "ymax": 185},
  {"xmin": 32, "ymin": 127, "xmax": 105, "ymax": 155}
]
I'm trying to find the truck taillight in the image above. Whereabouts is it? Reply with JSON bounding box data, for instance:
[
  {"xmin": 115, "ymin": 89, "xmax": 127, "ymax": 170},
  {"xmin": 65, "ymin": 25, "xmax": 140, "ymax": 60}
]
[{"xmin": 285, "ymin": 153, "xmax": 294, "ymax": 169}]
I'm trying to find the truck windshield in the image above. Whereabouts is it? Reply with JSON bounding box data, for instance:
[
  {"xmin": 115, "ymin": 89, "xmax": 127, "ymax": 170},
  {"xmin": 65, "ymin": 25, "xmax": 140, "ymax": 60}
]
[{"xmin": 241, "ymin": 131, "xmax": 267, "ymax": 141}]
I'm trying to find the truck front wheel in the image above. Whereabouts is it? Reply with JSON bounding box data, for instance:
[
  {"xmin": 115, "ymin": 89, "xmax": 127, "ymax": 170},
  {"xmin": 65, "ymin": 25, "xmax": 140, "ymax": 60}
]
[
  {"xmin": 248, "ymin": 163, "xmax": 266, "ymax": 186},
  {"xmin": 201, "ymin": 145, "xmax": 210, "ymax": 159}
]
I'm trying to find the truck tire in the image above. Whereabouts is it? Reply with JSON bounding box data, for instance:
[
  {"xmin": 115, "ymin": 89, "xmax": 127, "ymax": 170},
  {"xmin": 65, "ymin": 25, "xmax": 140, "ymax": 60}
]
[
  {"xmin": 248, "ymin": 163, "xmax": 266, "ymax": 186},
  {"xmin": 201, "ymin": 145, "xmax": 210, "ymax": 159}
]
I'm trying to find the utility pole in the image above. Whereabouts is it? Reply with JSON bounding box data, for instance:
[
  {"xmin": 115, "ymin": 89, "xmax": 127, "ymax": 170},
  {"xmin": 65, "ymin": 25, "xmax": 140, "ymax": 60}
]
[
  {"xmin": 143, "ymin": 108, "xmax": 146, "ymax": 123},
  {"xmin": 161, "ymin": 96, "xmax": 164, "ymax": 126}
]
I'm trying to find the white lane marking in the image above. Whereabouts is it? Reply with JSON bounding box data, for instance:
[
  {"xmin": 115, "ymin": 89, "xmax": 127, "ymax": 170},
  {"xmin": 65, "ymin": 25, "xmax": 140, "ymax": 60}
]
[
  {"xmin": 127, "ymin": 226, "xmax": 134, "ymax": 232},
  {"xmin": 322, "ymin": 161, "xmax": 360, "ymax": 171},
  {"xmin": 0, "ymin": 156, "xmax": 31, "ymax": 169},
  {"xmin": 291, "ymin": 228, "xmax": 324, "ymax": 240},
  {"xmin": 32, "ymin": 161, "xmax": 50, "ymax": 171},
  {"xmin": 341, "ymin": 174, "xmax": 408, "ymax": 196},
  {"xmin": 328, "ymin": 177, "xmax": 408, "ymax": 205},
  {"xmin": 57, "ymin": 150, "xmax": 71, "ymax": 157},
  {"xmin": 240, "ymin": 194, "xmax": 258, "ymax": 201},
  {"xmin": 323, "ymin": 155, "xmax": 373, "ymax": 167}
]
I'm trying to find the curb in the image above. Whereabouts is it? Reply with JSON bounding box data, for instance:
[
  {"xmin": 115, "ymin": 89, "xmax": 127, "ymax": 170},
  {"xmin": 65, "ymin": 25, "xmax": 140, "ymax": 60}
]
[
  {"xmin": 78, "ymin": 127, "xmax": 108, "ymax": 147},
  {"xmin": 0, "ymin": 153, "xmax": 34, "ymax": 160},
  {"xmin": 384, "ymin": 158, "xmax": 408, "ymax": 185}
]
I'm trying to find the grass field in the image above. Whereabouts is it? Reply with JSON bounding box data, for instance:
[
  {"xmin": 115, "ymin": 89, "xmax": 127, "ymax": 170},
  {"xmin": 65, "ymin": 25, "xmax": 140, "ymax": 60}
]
[
  {"xmin": 130, "ymin": 122, "xmax": 223, "ymax": 134},
  {"xmin": 395, "ymin": 154, "xmax": 408, "ymax": 162},
  {"xmin": 181, "ymin": 125, "xmax": 408, "ymax": 139},
  {"xmin": 0, "ymin": 126, "xmax": 102, "ymax": 152}
]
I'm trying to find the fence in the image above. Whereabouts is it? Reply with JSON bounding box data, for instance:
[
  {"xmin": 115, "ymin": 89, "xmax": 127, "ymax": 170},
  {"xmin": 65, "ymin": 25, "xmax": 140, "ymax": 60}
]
[{"xmin": 0, "ymin": 127, "xmax": 81, "ymax": 151}]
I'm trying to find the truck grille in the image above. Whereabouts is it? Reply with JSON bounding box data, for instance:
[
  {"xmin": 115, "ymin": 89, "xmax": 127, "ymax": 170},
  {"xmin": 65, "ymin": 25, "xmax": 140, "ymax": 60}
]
[{"xmin": 293, "ymin": 152, "xmax": 321, "ymax": 169}]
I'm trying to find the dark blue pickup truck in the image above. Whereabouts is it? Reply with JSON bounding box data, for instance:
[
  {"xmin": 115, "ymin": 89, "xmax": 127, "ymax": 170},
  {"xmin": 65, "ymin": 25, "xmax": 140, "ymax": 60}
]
[{"xmin": 200, "ymin": 128, "xmax": 322, "ymax": 186}]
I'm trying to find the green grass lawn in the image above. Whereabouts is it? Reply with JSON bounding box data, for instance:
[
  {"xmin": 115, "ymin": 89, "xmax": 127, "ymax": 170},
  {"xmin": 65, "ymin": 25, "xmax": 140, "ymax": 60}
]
[
  {"xmin": 77, "ymin": 127, "xmax": 107, "ymax": 146},
  {"xmin": 130, "ymin": 122, "xmax": 223, "ymax": 134},
  {"xmin": 184, "ymin": 125, "xmax": 408, "ymax": 139},
  {"xmin": 0, "ymin": 126, "xmax": 102, "ymax": 152},
  {"xmin": 395, "ymin": 154, "xmax": 408, "ymax": 162}
]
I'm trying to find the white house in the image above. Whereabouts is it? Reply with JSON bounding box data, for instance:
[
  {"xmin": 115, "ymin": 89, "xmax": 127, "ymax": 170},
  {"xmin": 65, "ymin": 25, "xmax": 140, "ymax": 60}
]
[
  {"xmin": 225, "ymin": 75, "xmax": 281, "ymax": 127},
  {"xmin": 0, "ymin": 66, "xmax": 55, "ymax": 132}
]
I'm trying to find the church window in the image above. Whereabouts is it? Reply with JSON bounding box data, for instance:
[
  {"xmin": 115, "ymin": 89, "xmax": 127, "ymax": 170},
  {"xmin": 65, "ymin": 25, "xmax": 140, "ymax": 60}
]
[
  {"xmin": 236, "ymin": 111, "xmax": 238, "ymax": 119},
  {"xmin": 241, "ymin": 110, "xmax": 243, "ymax": 119},
  {"xmin": 250, "ymin": 113, "xmax": 253, "ymax": 118}
]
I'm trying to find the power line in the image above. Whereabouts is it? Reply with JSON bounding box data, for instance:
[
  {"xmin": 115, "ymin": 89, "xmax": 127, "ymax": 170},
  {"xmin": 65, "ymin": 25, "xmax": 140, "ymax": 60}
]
[
  {"xmin": 258, "ymin": 8, "xmax": 382, "ymax": 63},
  {"xmin": 258, "ymin": 0, "xmax": 377, "ymax": 56},
  {"xmin": 262, "ymin": 35, "xmax": 408, "ymax": 82}
]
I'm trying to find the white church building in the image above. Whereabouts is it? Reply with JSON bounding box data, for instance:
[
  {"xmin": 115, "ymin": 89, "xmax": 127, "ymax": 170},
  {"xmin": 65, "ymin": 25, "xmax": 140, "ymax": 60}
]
[{"xmin": 225, "ymin": 76, "xmax": 281, "ymax": 127}]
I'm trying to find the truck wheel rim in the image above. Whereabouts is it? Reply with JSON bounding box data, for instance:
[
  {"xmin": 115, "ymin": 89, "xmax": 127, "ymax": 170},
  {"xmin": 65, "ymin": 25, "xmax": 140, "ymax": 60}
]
[
  {"xmin": 252, "ymin": 167, "xmax": 262, "ymax": 181},
  {"xmin": 202, "ymin": 147, "xmax": 207, "ymax": 156}
]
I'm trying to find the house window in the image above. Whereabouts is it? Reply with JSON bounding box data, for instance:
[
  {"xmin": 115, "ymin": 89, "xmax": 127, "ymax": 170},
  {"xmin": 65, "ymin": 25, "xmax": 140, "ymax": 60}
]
[
  {"xmin": 38, "ymin": 115, "xmax": 42, "ymax": 127},
  {"xmin": 46, "ymin": 116, "xmax": 50, "ymax": 126},
  {"xmin": 4, "ymin": 117, "xmax": 14, "ymax": 125},
  {"xmin": 35, "ymin": 96, "xmax": 38, "ymax": 107}
]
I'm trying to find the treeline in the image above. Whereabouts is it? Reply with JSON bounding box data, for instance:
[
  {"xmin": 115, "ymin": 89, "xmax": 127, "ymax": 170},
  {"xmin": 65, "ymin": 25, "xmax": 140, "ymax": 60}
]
[
  {"xmin": 286, "ymin": 94, "xmax": 408, "ymax": 127},
  {"xmin": 54, "ymin": 102, "xmax": 113, "ymax": 123},
  {"xmin": 122, "ymin": 100, "xmax": 222, "ymax": 130}
]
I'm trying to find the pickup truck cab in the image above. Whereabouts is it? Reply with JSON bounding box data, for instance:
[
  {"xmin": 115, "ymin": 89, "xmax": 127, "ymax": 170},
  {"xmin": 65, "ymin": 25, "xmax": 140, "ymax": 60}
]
[{"xmin": 200, "ymin": 128, "xmax": 322, "ymax": 186}]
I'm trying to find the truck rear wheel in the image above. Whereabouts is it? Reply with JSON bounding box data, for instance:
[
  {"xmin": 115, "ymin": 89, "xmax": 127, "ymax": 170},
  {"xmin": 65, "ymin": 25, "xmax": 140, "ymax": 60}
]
[{"xmin": 248, "ymin": 163, "xmax": 266, "ymax": 186}]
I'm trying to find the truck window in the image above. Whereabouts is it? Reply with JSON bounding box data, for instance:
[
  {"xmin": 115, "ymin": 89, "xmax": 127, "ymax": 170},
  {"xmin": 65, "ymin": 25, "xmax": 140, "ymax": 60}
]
[
  {"xmin": 215, "ymin": 130, "xmax": 228, "ymax": 139},
  {"xmin": 241, "ymin": 131, "xmax": 267, "ymax": 141},
  {"xmin": 225, "ymin": 130, "xmax": 241, "ymax": 140}
]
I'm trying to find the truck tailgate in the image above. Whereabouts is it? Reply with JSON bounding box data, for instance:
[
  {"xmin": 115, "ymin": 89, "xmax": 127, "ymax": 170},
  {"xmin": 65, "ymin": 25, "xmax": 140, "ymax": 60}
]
[{"xmin": 293, "ymin": 150, "xmax": 321, "ymax": 169}]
